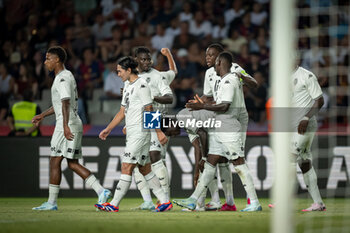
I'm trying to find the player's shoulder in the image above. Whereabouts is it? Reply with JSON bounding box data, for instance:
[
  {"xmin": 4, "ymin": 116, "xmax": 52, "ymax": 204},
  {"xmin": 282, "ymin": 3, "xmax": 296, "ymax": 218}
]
[
  {"xmin": 225, "ymin": 73, "xmax": 240, "ymax": 84},
  {"xmin": 160, "ymin": 70, "xmax": 175, "ymax": 77},
  {"xmin": 57, "ymin": 69, "xmax": 74, "ymax": 82},
  {"xmin": 230, "ymin": 63, "xmax": 242, "ymax": 72},
  {"xmin": 297, "ymin": 66, "xmax": 316, "ymax": 79},
  {"xmin": 205, "ymin": 66, "xmax": 215, "ymax": 78},
  {"xmin": 150, "ymin": 68, "xmax": 162, "ymax": 76},
  {"xmin": 136, "ymin": 77, "xmax": 149, "ymax": 88}
]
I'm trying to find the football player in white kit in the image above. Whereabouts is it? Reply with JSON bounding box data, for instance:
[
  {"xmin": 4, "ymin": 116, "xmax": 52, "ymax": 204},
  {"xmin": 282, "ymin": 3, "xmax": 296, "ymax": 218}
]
[
  {"xmin": 174, "ymin": 52, "xmax": 262, "ymax": 212},
  {"xmin": 32, "ymin": 46, "xmax": 111, "ymax": 211},
  {"xmin": 190, "ymin": 44, "xmax": 258, "ymax": 211},
  {"xmin": 130, "ymin": 47, "xmax": 174, "ymax": 210},
  {"xmin": 269, "ymin": 65, "xmax": 326, "ymax": 212},
  {"xmin": 95, "ymin": 56, "xmax": 172, "ymax": 212},
  {"xmin": 292, "ymin": 66, "xmax": 326, "ymax": 211},
  {"xmin": 159, "ymin": 47, "xmax": 177, "ymax": 86}
]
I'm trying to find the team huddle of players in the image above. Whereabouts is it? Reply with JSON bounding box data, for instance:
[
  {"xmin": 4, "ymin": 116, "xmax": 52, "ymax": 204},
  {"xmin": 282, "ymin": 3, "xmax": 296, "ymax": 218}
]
[{"xmin": 31, "ymin": 43, "xmax": 326, "ymax": 212}]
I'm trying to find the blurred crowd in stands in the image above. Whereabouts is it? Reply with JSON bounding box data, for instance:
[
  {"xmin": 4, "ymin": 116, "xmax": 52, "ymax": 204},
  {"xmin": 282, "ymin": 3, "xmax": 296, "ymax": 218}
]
[{"xmin": 0, "ymin": 0, "xmax": 348, "ymax": 129}]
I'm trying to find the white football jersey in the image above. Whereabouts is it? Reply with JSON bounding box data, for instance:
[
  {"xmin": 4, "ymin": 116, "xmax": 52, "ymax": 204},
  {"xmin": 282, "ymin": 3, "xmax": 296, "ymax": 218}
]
[
  {"xmin": 139, "ymin": 68, "xmax": 173, "ymax": 113},
  {"xmin": 215, "ymin": 73, "xmax": 244, "ymax": 136},
  {"xmin": 187, "ymin": 130, "xmax": 199, "ymax": 143},
  {"xmin": 291, "ymin": 66, "xmax": 323, "ymax": 127},
  {"xmin": 160, "ymin": 70, "xmax": 176, "ymax": 86},
  {"xmin": 51, "ymin": 69, "xmax": 82, "ymax": 132},
  {"xmin": 121, "ymin": 77, "xmax": 153, "ymax": 131},
  {"xmin": 203, "ymin": 63, "xmax": 246, "ymax": 101}
]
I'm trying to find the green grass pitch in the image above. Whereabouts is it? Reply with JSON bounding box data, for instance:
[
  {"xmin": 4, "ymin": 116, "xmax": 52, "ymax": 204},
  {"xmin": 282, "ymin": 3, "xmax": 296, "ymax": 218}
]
[{"xmin": 0, "ymin": 198, "xmax": 349, "ymax": 233}]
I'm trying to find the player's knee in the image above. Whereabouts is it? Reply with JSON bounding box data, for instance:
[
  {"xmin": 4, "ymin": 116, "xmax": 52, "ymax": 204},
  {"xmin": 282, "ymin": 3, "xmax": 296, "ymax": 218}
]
[
  {"xmin": 149, "ymin": 151, "xmax": 161, "ymax": 163},
  {"xmin": 121, "ymin": 163, "xmax": 135, "ymax": 175},
  {"xmin": 50, "ymin": 157, "xmax": 63, "ymax": 168},
  {"xmin": 138, "ymin": 163, "xmax": 152, "ymax": 176},
  {"xmin": 67, "ymin": 160, "xmax": 79, "ymax": 171},
  {"xmin": 299, "ymin": 159, "xmax": 311, "ymax": 173}
]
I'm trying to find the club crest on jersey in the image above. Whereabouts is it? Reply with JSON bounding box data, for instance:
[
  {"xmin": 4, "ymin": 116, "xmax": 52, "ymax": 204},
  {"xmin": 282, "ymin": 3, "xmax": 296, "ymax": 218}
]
[
  {"xmin": 146, "ymin": 77, "xmax": 151, "ymax": 83},
  {"xmin": 143, "ymin": 110, "xmax": 161, "ymax": 129}
]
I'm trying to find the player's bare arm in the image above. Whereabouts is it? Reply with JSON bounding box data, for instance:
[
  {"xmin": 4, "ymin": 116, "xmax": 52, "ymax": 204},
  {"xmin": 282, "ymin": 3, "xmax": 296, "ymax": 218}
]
[
  {"xmin": 186, "ymin": 102, "xmax": 230, "ymax": 112},
  {"xmin": 99, "ymin": 106, "xmax": 125, "ymax": 140},
  {"xmin": 32, "ymin": 106, "xmax": 55, "ymax": 126},
  {"xmin": 145, "ymin": 104, "xmax": 168, "ymax": 145},
  {"xmin": 239, "ymin": 73, "xmax": 258, "ymax": 89},
  {"xmin": 62, "ymin": 99, "xmax": 74, "ymax": 141},
  {"xmin": 298, "ymin": 96, "xmax": 324, "ymax": 135},
  {"xmin": 153, "ymin": 94, "xmax": 173, "ymax": 104},
  {"xmin": 192, "ymin": 138, "xmax": 202, "ymax": 187},
  {"xmin": 161, "ymin": 48, "xmax": 178, "ymax": 75}
]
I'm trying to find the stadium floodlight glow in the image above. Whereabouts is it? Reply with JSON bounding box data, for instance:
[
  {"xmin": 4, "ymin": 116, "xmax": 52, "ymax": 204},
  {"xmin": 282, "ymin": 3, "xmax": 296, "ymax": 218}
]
[{"xmin": 270, "ymin": 0, "xmax": 295, "ymax": 233}]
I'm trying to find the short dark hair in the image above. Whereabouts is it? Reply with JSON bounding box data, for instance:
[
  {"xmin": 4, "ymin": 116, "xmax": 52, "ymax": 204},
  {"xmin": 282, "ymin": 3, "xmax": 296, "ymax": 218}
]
[
  {"xmin": 218, "ymin": 51, "xmax": 233, "ymax": 64},
  {"xmin": 117, "ymin": 56, "xmax": 139, "ymax": 74},
  {"xmin": 134, "ymin": 46, "xmax": 150, "ymax": 57},
  {"xmin": 23, "ymin": 89, "xmax": 33, "ymax": 101},
  {"xmin": 208, "ymin": 43, "xmax": 224, "ymax": 53},
  {"xmin": 47, "ymin": 46, "xmax": 67, "ymax": 63}
]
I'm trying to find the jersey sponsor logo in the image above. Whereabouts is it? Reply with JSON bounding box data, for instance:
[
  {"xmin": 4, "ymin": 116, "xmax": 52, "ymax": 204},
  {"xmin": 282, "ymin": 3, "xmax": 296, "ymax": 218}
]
[
  {"xmin": 143, "ymin": 110, "xmax": 161, "ymax": 129},
  {"xmin": 60, "ymin": 79, "xmax": 65, "ymax": 82}
]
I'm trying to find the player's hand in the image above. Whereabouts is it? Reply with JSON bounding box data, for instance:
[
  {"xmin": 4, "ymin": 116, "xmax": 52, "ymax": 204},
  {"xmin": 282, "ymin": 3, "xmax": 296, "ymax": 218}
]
[
  {"xmin": 32, "ymin": 114, "xmax": 44, "ymax": 127},
  {"xmin": 64, "ymin": 126, "xmax": 74, "ymax": 141},
  {"xmin": 122, "ymin": 126, "xmax": 126, "ymax": 135},
  {"xmin": 193, "ymin": 171, "xmax": 200, "ymax": 187},
  {"xmin": 185, "ymin": 102, "xmax": 204, "ymax": 110},
  {"xmin": 194, "ymin": 94, "xmax": 204, "ymax": 103},
  {"xmin": 99, "ymin": 128, "xmax": 111, "ymax": 140},
  {"xmin": 160, "ymin": 48, "xmax": 170, "ymax": 56},
  {"xmin": 198, "ymin": 159, "xmax": 205, "ymax": 172},
  {"xmin": 157, "ymin": 131, "xmax": 168, "ymax": 145},
  {"xmin": 298, "ymin": 120, "xmax": 309, "ymax": 135}
]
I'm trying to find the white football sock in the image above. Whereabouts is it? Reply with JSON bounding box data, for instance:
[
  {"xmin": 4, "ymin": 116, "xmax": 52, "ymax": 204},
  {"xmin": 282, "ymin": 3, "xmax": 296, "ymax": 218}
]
[
  {"xmin": 48, "ymin": 184, "xmax": 60, "ymax": 205},
  {"xmin": 303, "ymin": 167, "xmax": 323, "ymax": 204},
  {"xmin": 208, "ymin": 175, "xmax": 220, "ymax": 204},
  {"xmin": 219, "ymin": 163, "xmax": 234, "ymax": 205},
  {"xmin": 134, "ymin": 167, "xmax": 152, "ymax": 202},
  {"xmin": 85, "ymin": 174, "xmax": 104, "ymax": 196},
  {"xmin": 152, "ymin": 160, "xmax": 170, "ymax": 200},
  {"xmin": 145, "ymin": 171, "xmax": 168, "ymax": 203},
  {"xmin": 110, "ymin": 174, "xmax": 132, "ymax": 207},
  {"xmin": 196, "ymin": 172, "xmax": 207, "ymax": 208},
  {"xmin": 191, "ymin": 162, "xmax": 216, "ymax": 200},
  {"xmin": 235, "ymin": 163, "xmax": 259, "ymax": 205}
]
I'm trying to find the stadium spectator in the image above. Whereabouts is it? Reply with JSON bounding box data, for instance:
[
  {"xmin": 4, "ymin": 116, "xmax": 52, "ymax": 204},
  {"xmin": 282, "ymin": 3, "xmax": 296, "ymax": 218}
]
[
  {"xmin": 172, "ymin": 48, "xmax": 197, "ymax": 109},
  {"xmin": 250, "ymin": 2, "xmax": 268, "ymax": 26},
  {"xmin": 179, "ymin": 1, "xmax": 193, "ymax": 22},
  {"xmin": 172, "ymin": 21, "xmax": 196, "ymax": 51},
  {"xmin": 102, "ymin": 57, "xmax": 124, "ymax": 100},
  {"xmin": 189, "ymin": 11, "xmax": 212, "ymax": 39},
  {"xmin": 221, "ymin": 28, "xmax": 248, "ymax": 54},
  {"xmin": 131, "ymin": 22, "xmax": 151, "ymax": 48},
  {"xmin": 91, "ymin": 13, "xmax": 116, "ymax": 41},
  {"xmin": 224, "ymin": 0, "xmax": 245, "ymax": 25},
  {"xmin": 98, "ymin": 25, "xmax": 123, "ymax": 62},
  {"xmin": 165, "ymin": 17, "xmax": 181, "ymax": 40},
  {"xmin": 7, "ymin": 89, "xmax": 41, "ymax": 137},
  {"xmin": 14, "ymin": 64, "xmax": 38, "ymax": 100},
  {"xmin": 0, "ymin": 63, "xmax": 14, "ymax": 125},
  {"xmin": 212, "ymin": 16, "xmax": 229, "ymax": 40},
  {"xmin": 151, "ymin": 23, "xmax": 174, "ymax": 51}
]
